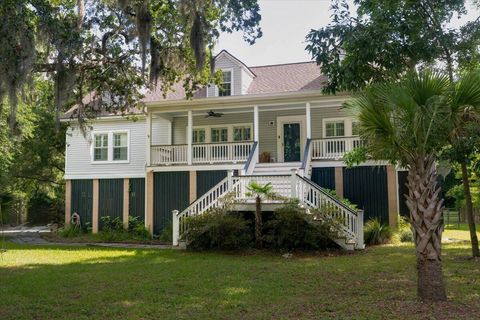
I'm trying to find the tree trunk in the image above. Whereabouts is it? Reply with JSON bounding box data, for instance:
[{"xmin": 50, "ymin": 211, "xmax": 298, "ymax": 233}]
[
  {"xmin": 460, "ymin": 162, "xmax": 480, "ymax": 257},
  {"xmin": 255, "ymin": 196, "xmax": 262, "ymax": 249},
  {"xmin": 405, "ymin": 154, "xmax": 447, "ymax": 301}
]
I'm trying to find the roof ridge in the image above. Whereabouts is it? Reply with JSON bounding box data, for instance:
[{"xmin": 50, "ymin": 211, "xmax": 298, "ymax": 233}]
[{"xmin": 250, "ymin": 61, "xmax": 316, "ymax": 68}]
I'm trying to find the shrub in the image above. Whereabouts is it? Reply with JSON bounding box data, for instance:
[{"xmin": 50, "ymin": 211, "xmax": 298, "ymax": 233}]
[
  {"xmin": 59, "ymin": 223, "xmax": 82, "ymax": 237},
  {"xmin": 100, "ymin": 216, "xmax": 124, "ymax": 231},
  {"xmin": 183, "ymin": 208, "xmax": 252, "ymax": 250},
  {"xmin": 263, "ymin": 201, "xmax": 342, "ymax": 250},
  {"xmin": 396, "ymin": 215, "xmax": 413, "ymax": 242},
  {"xmin": 158, "ymin": 222, "xmax": 172, "ymax": 243},
  {"xmin": 128, "ymin": 216, "xmax": 150, "ymax": 240},
  {"xmin": 364, "ymin": 218, "xmax": 393, "ymax": 245}
]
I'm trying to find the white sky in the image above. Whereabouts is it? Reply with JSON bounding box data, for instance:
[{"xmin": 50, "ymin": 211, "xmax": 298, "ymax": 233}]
[{"xmin": 216, "ymin": 0, "xmax": 480, "ymax": 66}]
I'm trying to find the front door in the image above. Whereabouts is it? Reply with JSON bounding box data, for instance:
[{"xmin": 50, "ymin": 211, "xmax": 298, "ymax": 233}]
[{"xmin": 283, "ymin": 122, "xmax": 301, "ymax": 162}]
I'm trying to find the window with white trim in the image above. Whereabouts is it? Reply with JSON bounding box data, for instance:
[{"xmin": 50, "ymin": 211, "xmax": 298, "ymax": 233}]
[
  {"xmin": 233, "ymin": 126, "xmax": 251, "ymax": 141},
  {"xmin": 211, "ymin": 127, "xmax": 228, "ymax": 142},
  {"xmin": 218, "ymin": 71, "xmax": 232, "ymax": 96},
  {"xmin": 325, "ymin": 121, "xmax": 345, "ymax": 137},
  {"xmin": 93, "ymin": 133, "xmax": 109, "ymax": 161},
  {"xmin": 352, "ymin": 121, "xmax": 360, "ymax": 136},
  {"xmin": 192, "ymin": 128, "xmax": 206, "ymax": 143},
  {"xmin": 113, "ymin": 132, "xmax": 128, "ymax": 160},
  {"xmin": 92, "ymin": 131, "xmax": 129, "ymax": 163}
]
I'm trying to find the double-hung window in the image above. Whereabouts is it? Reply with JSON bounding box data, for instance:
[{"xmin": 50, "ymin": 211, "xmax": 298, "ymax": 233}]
[
  {"xmin": 325, "ymin": 121, "xmax": 345, "ymax": 137},
  {"xmin": 211, "ymin": 127, "xmax": 228, "ymax": 143},
  {"xmin": 233, "ymin": 126, "xmax": 251, "ymax": 142},
  {"xmin": 113, "ymin": 132, "xmax": 128, "ymax": 161},
  {"xmin": 192, "ymin": 128, "xmax": 206, "ymax": 143},
  {"xmin": 93, "ymin": 133, "xmax": 109, "ymax": 161},
  {"xmin": 92, "ymin": 131, "xmax": 129, "ymax": 163},
  {"xmin": 218, "ymin": 71, "xmax": 232, "ymax": 96}
]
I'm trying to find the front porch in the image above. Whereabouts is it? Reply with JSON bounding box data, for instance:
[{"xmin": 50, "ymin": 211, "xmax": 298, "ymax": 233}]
[{"xmin": 145, "ymin": 98, "xmax": 363, "ymax": 168}]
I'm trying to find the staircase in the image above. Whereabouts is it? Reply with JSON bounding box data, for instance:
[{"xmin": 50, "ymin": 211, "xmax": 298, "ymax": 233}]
[
  {"xmin": 252, "ymin": 162, "xmax": 302, "ymax": 175},
  {"xmin": 172, "ymin": 167, "xmax": 365, "ymax": 250}
]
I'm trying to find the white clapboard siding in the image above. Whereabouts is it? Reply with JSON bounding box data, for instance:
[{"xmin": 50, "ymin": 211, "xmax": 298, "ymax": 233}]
[{"xmin": 65, "ymin": 119, "xmax": 147, "ymax": 179}]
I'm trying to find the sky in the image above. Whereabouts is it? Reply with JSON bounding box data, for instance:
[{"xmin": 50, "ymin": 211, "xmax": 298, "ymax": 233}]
[{"xmin": 215, "ymin": 0, "xmax": 480, "ymax": 66}]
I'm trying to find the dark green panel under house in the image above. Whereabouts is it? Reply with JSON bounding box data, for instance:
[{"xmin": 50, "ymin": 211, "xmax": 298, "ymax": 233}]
[
  {"xmin": 343, "ymin": 166, "xmax": 389, "ymax": 223},
  {"xmin": 153, "ymin": 172, "xmax": 189, "ymax": 235},
  {"xmin": 71, "ymin": 179, "xmax": 93, "ymax": 228},
  {"xmin": 196, "ymin": 170, "xmax": 227, "ymax": 198},
  {"xmin": 99, "ymin": 179, "xmax": 124, "ymax": 228},
  {"xmin": 129, "ymin": 178, "xmax": 145, "ymax": 221},
  {"xmin": 310, "ymin": 167, "xmax": 335, "ymax": 191}
]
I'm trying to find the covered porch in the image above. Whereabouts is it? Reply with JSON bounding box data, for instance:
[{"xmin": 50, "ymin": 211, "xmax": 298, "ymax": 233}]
[{"xmin": 145, "ymin": 96, "xmax": 362, "ymax": 167}]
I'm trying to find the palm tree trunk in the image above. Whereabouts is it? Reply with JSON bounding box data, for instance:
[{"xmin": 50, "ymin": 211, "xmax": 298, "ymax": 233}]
[
  {"xmin": 460, "ymin": 162, "xmax": 480, "ymax": 257},
  {"xmin": 255, "ymin": 196, "xmax": 262, "ymax": 249},
  {"xmin": 406, "ymin": 154, "xmax": 447, "ymax": 301}
]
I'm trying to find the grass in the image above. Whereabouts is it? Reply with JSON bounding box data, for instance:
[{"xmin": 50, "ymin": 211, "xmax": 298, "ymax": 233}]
[{"xmin": 0, "ymin": 232, "xmax": 479, "ymax": 319}]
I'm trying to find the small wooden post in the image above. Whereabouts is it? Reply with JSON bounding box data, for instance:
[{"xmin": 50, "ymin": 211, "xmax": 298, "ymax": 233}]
[
  {"xmin": 65, "ymin": 180, "xmax": 72, "ymax": 226},
  {"xmin": 172, "ymin": 210, "xmax": 179, "ymax": 246},
  {"xmin": 92, "ymin": 179, "xmax": 99, "ymax": 234},
  {"xmin": 357, "ymin": 209, "xmax": 365, "ymax": 249},
  {"xmin": 123, "ymin": 178, "xmax": 129, "ymax": 230},
  {"xmin": 227, "ymin": 170, "xmax": 234, "ymax": 190}
]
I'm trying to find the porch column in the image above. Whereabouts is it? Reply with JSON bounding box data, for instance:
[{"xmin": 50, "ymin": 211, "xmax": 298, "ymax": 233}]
[
  {"xmin": 306, "ymin": 102, "xmax": 311, "ymax": 139},
  {"xmin": 145, "ymin": 170, "xmax": 154, "ymax": 235},
  {"xmin": 334, "ymin": 167, "xmax": 344, "ymax": 199},
  {"xmin": 253, "ymin": 105, "xmax": 259, "ymax": 161},
  {"xmin": 146, "ymin": 110, "xmax": 152, "ymax": 166},
  {"xmin": 123, "ymin": 178, "xmax": 129, "ymax": 230},
  {"xmin": 65, "ymin": 180, "xmax": 71, "ymax": 226},
  {"xmin": 92, "ymin": 179, "xmax": 99, "ymax": 234},
  {"xmin": 387, "ymin": 165, "xmax": 398, "ymax": 228},
  {"xmin": 187, "ymin": 110, "xmax": 193, "ymax": 165}
]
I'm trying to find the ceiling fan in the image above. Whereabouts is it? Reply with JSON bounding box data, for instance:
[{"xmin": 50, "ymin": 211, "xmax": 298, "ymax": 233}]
[{"xmin": 205, "ymin": 110, "xmax": 224, "ymax": 118}]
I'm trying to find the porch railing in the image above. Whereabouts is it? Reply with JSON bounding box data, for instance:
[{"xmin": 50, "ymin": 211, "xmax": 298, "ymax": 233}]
[
  {"xmin": 151, "ymin": 141, "xmax": 254, "ymax": 166},
  {"xmin": 151, "ymin": 144, "xmax": 188, "ymax": 165},
  {"xmin": 192, "ymin": 142, "xmax": 253, "ymax": 164},
  {"xmin": 311, "ymin": 137, "xmax": 364, "ymax": 160}
]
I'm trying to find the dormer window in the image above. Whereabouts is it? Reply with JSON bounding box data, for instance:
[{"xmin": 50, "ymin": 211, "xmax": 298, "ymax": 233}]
[{"xmin": 219, "ymin": 70, "xmax": 232, "ymax": 96}]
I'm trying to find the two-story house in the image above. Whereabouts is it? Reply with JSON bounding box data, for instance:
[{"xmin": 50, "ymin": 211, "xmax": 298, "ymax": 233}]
[{"xmin": 63, "ymin": 50, "xmax": 406, "ymax": 249}]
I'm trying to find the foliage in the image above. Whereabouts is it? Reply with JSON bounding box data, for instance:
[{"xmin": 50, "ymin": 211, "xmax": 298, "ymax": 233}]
[
  {"xmin": 100, "ymin": 216, "xmax": 124, "ymax": 232},
  {"xmin": 128, "ymin": 216, "xmax": 150, "ymax": 239},
  {"xmin": 305, "ymin": 0, "xmax": 480, "ymax": 93},
  {"xmin": 364, "ymin": 218, "xmax": 393, "ymax": 245},
  {"xmin": 0, "ymin": 0, "xmax": 262, "ymax": 131},
  {"xmin": 323, "ymin": 188, "xmax": 357, "ymax": 211},
  {"xmin": 396, "ymin": 215, "xmax": 413, "ymax": 243},
  {"xmin": 183, "ymin": 208, "xmax": 252, "ymax": 250},
  {"xmin": 58, "ymin": 223, "xmax": 82, "ymax": 238},
  {"xmin": 158, "ymin": 222, "xmax": 173, "ymax": 243},
  {"xmin": 263, "ymin": 201, "xmax": 342, "ymax": 250}
]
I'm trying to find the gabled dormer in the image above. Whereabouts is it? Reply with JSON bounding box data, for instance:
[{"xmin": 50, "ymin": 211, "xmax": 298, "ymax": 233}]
[{"xmin": 207, "ymin": 50, "xmax": 256, "ymax": 97}]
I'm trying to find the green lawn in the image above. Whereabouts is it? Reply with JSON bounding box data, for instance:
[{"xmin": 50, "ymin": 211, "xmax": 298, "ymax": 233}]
[{"xmin": 0, "ymin": 234, "xmax": 479, "ymax": 319}]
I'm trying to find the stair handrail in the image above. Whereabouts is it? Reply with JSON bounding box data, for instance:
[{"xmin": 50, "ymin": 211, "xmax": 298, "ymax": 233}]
[
  {"xmin": 172, "ymin": 172, "xmax": 235, "ymax": 245},
  {"xmin": 294, "ymin": 174, "xmax": 364, "ymax": 248},
  {"xmin": 242, "ymin": 141, "xmax": 258, "ymax": 175},
  {"xmin": 300, "ymin": 138, "xmax": 313, "ymax": 178}
]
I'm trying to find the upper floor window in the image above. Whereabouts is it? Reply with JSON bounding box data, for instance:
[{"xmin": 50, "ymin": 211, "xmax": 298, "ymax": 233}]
[
  {"xmin": 113, "ymin": 132, "xmax": 128, "ymax": 160},
  {"xmin": 233, "ymin": 126, "xmax": 251, "ymax": 141},
  {"xmin": 94, "ymin": 133, "xmax": 109, "ymax": 161},
  {"xmin": 351, "ymin": 121, "xmax": 360, "ymax": 136},
  {"xmin": 92, "ymin": 131, "xmax": 129, "ymax": 163},
  {"xmin": 211, "ymin": 127, "xmax": 228, "ymax": 142},
  {"xmin": 325, "ymin": 121, "xmax": 345, "ymax": 137},
  {"xmin": 219, "ymin": 71, "xmax": 232, "ymax": 96},
  {"xmin": 192, "ymin": 128, "xmax": 206, "ymax": 143}
]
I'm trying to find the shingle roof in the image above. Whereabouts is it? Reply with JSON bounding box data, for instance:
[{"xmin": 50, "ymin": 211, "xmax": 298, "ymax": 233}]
[
  {"xmin": 63, "ymin": 52, "xmax": 325, "ymax": 118},
  {"xmin": 248, "ymin": 62, "xmax": 325, "ymax": 95},
  {"xmin": 142, "ymin": 60, "xmax": 324, "ymax": 103}
]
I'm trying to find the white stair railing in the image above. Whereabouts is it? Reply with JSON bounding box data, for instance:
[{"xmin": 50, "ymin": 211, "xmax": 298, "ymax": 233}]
[
  {"xmin": 172, "ymin": 171, "xmax": 234, "ymax": 245},
  {"xmin": 172, "ymin": 171, "xmax": 364, "ymax": 249},
  {"xmin": 294, "ymin": 174, "xmax": 364, "ymax": 248}
]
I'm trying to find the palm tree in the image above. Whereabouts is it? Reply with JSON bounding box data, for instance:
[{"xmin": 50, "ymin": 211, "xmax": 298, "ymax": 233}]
[
  {"xmin": 247, "ymin": 181, "xmax": 274, "ymax": 249},
  {"xmin": 345, "ymin": 70, "xmax": 453, "ymax": 301}
]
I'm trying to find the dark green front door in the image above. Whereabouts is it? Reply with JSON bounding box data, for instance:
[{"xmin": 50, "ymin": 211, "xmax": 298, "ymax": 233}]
[{"xmin": 283, "ymin": 122, "xmax": 301, "ymax": 162}]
